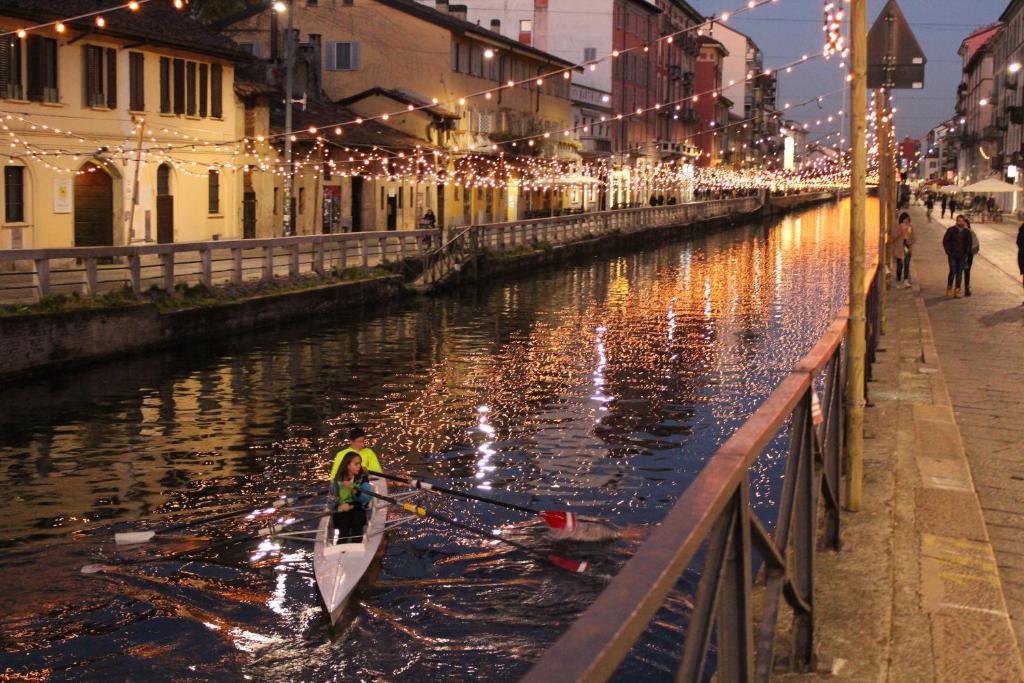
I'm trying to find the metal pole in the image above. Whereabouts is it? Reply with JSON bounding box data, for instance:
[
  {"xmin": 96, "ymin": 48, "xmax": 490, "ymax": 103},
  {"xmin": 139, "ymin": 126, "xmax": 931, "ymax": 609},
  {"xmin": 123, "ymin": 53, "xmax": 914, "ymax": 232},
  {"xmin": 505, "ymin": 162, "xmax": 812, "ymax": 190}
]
[
  {"xmin": 876, "ymin": 89, "xmax": 889, "ymax": 334},
  {"xmin": 846, "ymin": 0, "xmax": 867, "ymax": 512},
  {"xmin": 283, "ymin": 0, "xmax": 295, "ymax": 236},
  {"xmin": 128, "ymin": 117, "xmax": 146, "ymax": 243}
]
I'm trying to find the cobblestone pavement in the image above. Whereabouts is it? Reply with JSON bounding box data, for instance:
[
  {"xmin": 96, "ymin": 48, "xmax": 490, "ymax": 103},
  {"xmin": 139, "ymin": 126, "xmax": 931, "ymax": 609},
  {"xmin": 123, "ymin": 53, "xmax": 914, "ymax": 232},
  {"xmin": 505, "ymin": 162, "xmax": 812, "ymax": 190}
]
[{"xmin": 908, "ymin": 205, "xmax": 1024, "ymax": 650}]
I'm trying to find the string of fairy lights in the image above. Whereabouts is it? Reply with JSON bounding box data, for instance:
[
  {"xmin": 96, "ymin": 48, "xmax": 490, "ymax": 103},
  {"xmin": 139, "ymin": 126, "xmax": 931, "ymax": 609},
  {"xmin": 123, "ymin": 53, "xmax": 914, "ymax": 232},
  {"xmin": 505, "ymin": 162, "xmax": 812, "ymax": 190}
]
[{"xmin": 0, "ymin": 0, "xmax": 894, "ymax": 197}]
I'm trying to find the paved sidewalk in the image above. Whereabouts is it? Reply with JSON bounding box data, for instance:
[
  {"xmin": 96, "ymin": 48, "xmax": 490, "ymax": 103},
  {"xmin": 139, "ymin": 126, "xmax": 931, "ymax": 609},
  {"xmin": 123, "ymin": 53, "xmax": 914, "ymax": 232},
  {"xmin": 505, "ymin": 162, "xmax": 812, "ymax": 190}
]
[
  {"xmin": 777, "ymin": 208, "xmax": 1024, "ymax": 681},
  {"xmin": 908, "ymin": 205, "xmax": 1024, "ymax": 649}
]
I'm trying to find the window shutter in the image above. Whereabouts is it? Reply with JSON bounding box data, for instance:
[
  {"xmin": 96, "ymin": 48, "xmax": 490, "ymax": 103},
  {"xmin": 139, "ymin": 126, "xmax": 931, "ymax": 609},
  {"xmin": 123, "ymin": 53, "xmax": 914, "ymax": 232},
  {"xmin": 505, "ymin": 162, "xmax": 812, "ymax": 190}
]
[
  {"xmin": 129, "ymin": 52, "xmax": 144, "ymax": 111},
  {"xmin": 159, "ymin": 56, "xmax": 170, "ymax": 113},
  {"xmin": 186, "ymin": 61, "xmax": 196, "ymax": 116},
  {"xmin": 106, "ymin": 48, "xmax": 117, "ymax": 109},
  {"xmin": 0, "ymin": 38, "xmax": 11, "ymax": 98},
  {"xmin": 26, "ymin": 36, "xmax": 44, "ymax": 102},
  {"xmin": 199, "ymin": 63, "xmax": 208, "ymax": 117},
  {"xmin": 351, "ymin": 42, "xmax": 360, "ymax": 70},
  {"xmin": 172, "ymin": 58, "xmax": 185, "ymax": 114},
  {"xmin": 325, "ymin": 42, "xmax": 336, "ymax": 71},
  {"xmin": 210, "ymin": 63, "xmax": 222, "ymax": 118},
  {"xmin": 83, "ymin": 45, "xmax": 96, "ymax": 106}
]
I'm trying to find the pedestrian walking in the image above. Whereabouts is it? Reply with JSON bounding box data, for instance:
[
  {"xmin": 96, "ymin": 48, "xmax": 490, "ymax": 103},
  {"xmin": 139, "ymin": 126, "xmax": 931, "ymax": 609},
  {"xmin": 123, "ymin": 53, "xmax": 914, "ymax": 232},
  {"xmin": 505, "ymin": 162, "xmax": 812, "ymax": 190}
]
[
  {"xmin": 925, "ymin": 193, "xmax": 935, "ymax": 222},
  {"xmin": 943, "ymin": 214, "xmax": 972, "ymax": 298},
  {"xmin": 941, "ymin": 194, "xmax": 948, "ymax": 219},
  {"xmin": 963, "ymin": 218, "xmax": 980, "ymax": 297},
  {"xmin": 895, "ymin": 212, "xmax": 916, "ymax": 287},
  {"xmin": 1017, "ymin": 223, "xmax": 1024, "ymax": 298}
]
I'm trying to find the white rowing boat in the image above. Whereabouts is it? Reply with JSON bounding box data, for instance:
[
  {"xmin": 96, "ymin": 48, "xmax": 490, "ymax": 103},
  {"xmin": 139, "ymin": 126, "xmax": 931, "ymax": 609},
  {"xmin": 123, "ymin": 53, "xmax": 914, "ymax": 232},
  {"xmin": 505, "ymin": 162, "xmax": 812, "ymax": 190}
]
[{"xmin": 312, "ymin": 475, "xmax": 389, "ymax": 625}]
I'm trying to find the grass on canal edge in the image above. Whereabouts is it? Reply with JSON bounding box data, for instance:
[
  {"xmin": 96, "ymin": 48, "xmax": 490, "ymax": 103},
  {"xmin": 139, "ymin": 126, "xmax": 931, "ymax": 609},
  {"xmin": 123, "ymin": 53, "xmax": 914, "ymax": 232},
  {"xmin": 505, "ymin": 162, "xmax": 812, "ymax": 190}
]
[{"xmin": 0, "ymin": 266, "xmax": 394, "ymax": 317}]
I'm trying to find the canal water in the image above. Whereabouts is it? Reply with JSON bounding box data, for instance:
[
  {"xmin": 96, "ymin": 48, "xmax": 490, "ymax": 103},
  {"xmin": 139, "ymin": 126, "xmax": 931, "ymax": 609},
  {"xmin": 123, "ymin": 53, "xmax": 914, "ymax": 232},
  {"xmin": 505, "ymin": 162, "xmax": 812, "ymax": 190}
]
[{"xmin": 0, "ymin": 199, "xmax": 876, "ymax": 681}]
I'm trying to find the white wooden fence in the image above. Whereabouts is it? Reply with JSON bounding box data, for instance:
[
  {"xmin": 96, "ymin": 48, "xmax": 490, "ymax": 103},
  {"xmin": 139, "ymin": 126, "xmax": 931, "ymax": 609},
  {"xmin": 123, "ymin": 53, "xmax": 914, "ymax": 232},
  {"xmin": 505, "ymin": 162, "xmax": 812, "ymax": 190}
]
[{"xmin": 0, "ymin": 230, "xmax": 439, "ymax": 304}]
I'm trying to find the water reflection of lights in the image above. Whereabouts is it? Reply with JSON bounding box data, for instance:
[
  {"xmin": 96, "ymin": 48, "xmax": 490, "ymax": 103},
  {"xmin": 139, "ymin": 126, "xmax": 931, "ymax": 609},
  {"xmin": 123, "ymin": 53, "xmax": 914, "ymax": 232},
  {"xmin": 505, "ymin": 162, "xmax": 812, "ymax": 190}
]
[
  {"xmin": 591, "ymin": 326, "xmax": 612, "ymax": 416},
  {"xmin": 250, "ymin": 538, "xmax": 281, "ymax": 563},
  {"xmin": 475, "ymin": 405, "xmax": 496, "ymax": 489},
  {"xmin": 703, "ymin": 278, "xmax": 712, "ymax": 319},
  {"xmin": 667, "ymin": 299, "xmax": 677, "ymax": 342}
]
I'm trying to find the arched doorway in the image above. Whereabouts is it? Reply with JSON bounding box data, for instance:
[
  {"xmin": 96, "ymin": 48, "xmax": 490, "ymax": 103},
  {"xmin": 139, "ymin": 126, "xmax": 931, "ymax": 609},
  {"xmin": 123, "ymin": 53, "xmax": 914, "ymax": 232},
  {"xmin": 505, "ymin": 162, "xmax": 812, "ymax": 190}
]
[
  {"xmin": 74, "ymin": 162, "xmax": 114, "ymax": 247},
  {"xmin": 156, "ymin": 164, "xmax": 174, "ymax": 243}
]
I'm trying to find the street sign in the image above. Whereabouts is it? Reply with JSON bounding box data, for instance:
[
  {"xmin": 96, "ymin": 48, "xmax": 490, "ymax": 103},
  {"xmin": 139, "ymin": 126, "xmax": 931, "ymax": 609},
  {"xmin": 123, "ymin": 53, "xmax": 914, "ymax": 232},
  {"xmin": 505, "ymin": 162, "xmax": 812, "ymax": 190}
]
[{"xmin": 867, "ymin": 0, "xmax": 926, "ymax": 89}]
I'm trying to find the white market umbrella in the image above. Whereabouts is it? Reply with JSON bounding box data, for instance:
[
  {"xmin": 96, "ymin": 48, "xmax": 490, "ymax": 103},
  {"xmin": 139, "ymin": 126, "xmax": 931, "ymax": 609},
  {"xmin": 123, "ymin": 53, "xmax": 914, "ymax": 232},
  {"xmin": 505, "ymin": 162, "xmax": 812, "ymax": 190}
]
[
  {"xmin": 938, "ymin": 184, "xmax": 962, "ymax": 194},
  {"xmin": 960, "ymin": 178, "xmax": 1019, "ymax": 193}
]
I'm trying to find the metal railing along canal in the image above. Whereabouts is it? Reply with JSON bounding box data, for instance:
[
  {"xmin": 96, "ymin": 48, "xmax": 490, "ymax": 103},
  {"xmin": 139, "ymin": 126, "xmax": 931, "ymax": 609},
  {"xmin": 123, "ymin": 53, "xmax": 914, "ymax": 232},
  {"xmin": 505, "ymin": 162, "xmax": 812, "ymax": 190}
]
[{"xmin": 522, "ymin": 256, "xmax": 882, "ymax": 683}]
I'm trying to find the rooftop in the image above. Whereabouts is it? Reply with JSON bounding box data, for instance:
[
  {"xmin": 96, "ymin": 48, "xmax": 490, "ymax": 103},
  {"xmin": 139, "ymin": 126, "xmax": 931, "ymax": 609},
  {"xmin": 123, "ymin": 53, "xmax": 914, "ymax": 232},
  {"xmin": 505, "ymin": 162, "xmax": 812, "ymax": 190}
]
[{"xmin": 0, "ymin": 0, "xmax": 246, "ymax": 59}]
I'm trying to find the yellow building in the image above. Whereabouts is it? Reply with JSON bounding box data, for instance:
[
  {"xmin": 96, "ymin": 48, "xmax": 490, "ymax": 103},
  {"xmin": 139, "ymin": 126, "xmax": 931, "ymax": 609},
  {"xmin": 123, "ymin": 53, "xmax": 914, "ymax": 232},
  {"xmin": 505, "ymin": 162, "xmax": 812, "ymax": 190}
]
[
  {"xmin": 0, "ymin": 2, "xmax": 250, "ymax": 251},
  {"xmin": 220, "ymin": 0, "xmax": 578, "ymax": 231}
]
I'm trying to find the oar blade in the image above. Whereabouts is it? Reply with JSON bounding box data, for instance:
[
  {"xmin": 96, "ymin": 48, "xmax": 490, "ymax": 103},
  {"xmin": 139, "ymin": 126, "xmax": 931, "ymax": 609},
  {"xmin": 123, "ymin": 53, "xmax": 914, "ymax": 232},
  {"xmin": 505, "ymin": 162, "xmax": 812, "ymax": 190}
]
[
  {"xmin": 540, "ymin": 510, "xmax": 577, "ymax": 531},
  {"xmin": 549, "ymin": 554, "xmax": 589, "ymax": 574},
  {"xmin": 114, "ymin": 530, "xmax": 157, "ymax": 545}
]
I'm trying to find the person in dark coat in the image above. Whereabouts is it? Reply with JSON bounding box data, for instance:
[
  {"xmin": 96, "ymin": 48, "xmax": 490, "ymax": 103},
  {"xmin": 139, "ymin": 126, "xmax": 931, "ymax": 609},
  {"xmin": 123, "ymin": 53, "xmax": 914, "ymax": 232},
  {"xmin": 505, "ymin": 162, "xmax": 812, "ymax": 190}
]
[
  {"xmin": 941, "ymin": 194, "xmax": 948, "ymax": 219},
  {"xmin": 1017, "ymin": 223, "xmax": 1024, "ymax": 296},
  {"xmin": 962, "ymin": 218, "xmax": 980, "ymax": 296},
  {"xmin": 943, "ymin": 214, "xmax": 972, "ymax": 298}
]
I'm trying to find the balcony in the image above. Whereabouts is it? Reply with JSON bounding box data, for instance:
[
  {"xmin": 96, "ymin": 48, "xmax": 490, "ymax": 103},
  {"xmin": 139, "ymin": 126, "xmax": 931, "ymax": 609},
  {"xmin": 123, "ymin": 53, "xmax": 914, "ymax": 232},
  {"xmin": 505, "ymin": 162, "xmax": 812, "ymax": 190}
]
[{"xmin": 580, "ymin": 136, "xmax": 612, "ymax": 154}]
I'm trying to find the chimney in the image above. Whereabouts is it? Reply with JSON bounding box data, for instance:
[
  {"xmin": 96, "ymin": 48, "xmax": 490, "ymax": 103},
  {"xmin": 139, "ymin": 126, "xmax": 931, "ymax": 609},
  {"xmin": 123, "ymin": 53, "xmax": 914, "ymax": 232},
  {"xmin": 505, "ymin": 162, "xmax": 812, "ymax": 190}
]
[
  {"xmin": 448, "ymin": 3, "xmax": 468, "ymax": 21},
  {"xmin": 490, "ymin": 18, "xmax": 501, "ymax": 33},
  {"xmin": 435, "ymin": 0, "xmax": 448, "ymax": 12}
]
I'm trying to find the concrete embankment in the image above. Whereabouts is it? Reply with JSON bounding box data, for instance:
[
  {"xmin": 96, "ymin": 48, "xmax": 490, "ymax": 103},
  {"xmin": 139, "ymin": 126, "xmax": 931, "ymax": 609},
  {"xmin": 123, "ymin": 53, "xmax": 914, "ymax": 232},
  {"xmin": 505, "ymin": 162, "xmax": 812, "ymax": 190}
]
[
  {"xmin": 0, "ymin": 193, "xmax": 833, "ymax": 378},
  {"xmin": 0, "ymin": 275, "xmax": 404, "ymax": 378}
]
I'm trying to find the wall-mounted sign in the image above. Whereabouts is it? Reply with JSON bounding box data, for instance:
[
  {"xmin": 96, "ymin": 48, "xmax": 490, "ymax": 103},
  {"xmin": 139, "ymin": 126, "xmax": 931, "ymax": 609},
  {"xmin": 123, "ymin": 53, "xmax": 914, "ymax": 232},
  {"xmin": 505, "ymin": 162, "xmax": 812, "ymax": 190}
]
[{"xmin": 53, "ymin": 178, "xmax": 72, "ymax": 213}]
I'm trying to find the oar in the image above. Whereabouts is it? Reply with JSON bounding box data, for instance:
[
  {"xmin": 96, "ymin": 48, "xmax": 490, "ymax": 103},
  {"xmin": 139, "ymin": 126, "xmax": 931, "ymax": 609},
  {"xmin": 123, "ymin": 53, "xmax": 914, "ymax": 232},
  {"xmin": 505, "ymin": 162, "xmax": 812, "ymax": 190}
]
[
  {"xmin": 372, "ymin": 470, "xmax": 580, "ymax": 531},
  {"xmin": 114, "ymin": 491, "xmax": 320, "ymax": 545},
  {"xmin": 363, "ymin": 489, "xmax": 588, "ymax": 574},
  {"xmin": 84, "ymin": 511, "xmax": 333, "ymax": 573}
]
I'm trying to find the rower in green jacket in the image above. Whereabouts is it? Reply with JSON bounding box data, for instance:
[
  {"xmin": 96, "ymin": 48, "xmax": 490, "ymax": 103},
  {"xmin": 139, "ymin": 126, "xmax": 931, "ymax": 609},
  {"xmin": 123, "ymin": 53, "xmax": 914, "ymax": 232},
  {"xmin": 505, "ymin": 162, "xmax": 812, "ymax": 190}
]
[{"xmin": 329, "ymin": 426, "xmax": 382, "ymax": 477}]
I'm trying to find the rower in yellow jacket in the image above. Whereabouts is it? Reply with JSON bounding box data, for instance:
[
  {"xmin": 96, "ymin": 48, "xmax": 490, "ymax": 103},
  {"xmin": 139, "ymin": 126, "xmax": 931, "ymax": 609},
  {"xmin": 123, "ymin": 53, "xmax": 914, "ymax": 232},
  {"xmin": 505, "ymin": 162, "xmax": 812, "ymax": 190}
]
[{"xmin": 329, "ymin": 426, "xmax": 382, "ymax": 478}]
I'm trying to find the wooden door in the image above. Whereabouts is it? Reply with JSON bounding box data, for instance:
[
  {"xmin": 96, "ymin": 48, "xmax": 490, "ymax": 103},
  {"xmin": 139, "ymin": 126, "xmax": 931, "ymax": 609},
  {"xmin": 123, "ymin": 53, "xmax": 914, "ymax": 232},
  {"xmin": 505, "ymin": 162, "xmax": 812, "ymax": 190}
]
[
  {"xmin": 156, "ymin": 196, "xmax": 174, "ymax": 243},
  {"xmin": 243, "ymin": 191, "xmax": 256, "ymax": 238},
  {"xmin": 156, "ymin": 164, "xmax": 173, "ymax": 243},
  {"xmin": 74, "ymin": 162, "xmax": 113, "ymax": 247},
  {"xmin": 350, "ymin": 176, "xmax": 363, "ymax": 232}
]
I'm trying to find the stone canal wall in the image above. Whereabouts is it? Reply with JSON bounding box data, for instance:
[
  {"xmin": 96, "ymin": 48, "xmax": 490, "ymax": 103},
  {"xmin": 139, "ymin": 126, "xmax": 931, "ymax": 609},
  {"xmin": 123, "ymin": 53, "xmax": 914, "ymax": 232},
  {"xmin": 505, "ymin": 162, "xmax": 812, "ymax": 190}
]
[{"xmin": 0, "ymin": 275, "xmax": 404, "ymax": 377}]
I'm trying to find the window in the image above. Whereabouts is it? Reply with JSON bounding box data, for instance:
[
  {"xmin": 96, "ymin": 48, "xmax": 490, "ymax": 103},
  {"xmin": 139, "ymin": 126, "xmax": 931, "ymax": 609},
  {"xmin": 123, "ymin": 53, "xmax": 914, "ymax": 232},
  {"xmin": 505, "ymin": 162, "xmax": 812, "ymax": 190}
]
[
  {"xmin": 519, "ymin": 19, "xmax": 532, "ymax": 44},
  {"xmin": 160, "ymin": 57, "xmax": 171, "ymax": 113},
  {"xmin": 172, "ymin": 58, "xmax": 185, "ymax": 114},
  {"xmin": 451, "ymin": 42, "xmax": 461, "ymax": 72},
  {"xmin": 210, "ymin": 63, "xmax": 223, "ymax": 118},
  {"xmin": 26, "ymin": 36, "xmax": 57, "ymax": 103},
  {"xmin": 83, "ymin": 46, "xmax": 116, "ymax": 108},
  {"xmin": 238, "ymin": 43, "xmax": 261, "ymax": 57},
  {"xmin": 4, "ymin": 166, "xmax": 24, "ymax": 223},
  {"xmin": 198, "ymin": 63, "xmax": 208, "ymax": 117},
  {"xmin": 129, "ymin": 52, "xmax": 144, "ymax": 111},
  {"xmin": 208, "ymin": 170, "xmax": 220, "ymax": 214},
  {"xmin": 326, "ymin": 42, "xmax": 360, "ymax": 71},
  {"xmin": 186, "ymin": 61, "xmax": 197, "ymax": 116},
  {"xmin": 584, "ymin": 47, "xmax": 597, "ymax": 63},
  {"xmin": 398, "ymin": 184, "xmax": 403, "ymax": 209},
  {"xmin": 0, "ymin": 35, "xmax": 23, "ymax": 99},
  {"xmin": 273, "ymin": 187, "xmax": 279, "ymax": 214},
  {"xmin": 298, "ymin": 187, "xmax": 305, "ymax": 214}
]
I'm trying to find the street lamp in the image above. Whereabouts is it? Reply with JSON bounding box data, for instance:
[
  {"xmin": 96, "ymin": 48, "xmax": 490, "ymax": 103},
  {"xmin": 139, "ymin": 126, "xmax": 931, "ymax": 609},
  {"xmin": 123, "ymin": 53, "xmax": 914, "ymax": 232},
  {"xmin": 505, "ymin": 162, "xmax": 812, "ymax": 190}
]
[{"xmin": 1010, "ymin": 62, "xmax": 1022, "ymax": 74}]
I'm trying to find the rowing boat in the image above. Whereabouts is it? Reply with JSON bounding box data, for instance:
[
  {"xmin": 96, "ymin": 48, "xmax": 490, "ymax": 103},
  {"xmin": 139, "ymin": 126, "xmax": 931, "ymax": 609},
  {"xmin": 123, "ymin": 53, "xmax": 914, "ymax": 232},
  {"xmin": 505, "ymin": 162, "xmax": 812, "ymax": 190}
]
[{"xmin": 312, "ymin": 475, "xmax": 389, "ymax": 624}]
